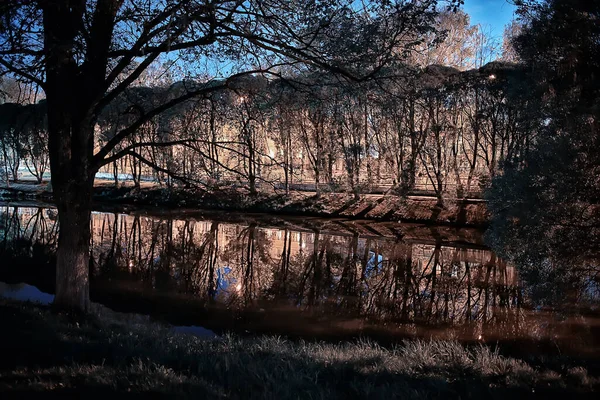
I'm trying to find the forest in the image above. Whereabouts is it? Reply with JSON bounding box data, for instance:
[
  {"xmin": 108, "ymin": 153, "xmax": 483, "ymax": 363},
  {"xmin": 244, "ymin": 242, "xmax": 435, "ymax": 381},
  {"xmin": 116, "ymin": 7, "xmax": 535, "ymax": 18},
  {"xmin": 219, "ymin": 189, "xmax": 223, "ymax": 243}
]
[{"xmin": 1, "ymin": 10, "xmax": 524, "ymax": 204}]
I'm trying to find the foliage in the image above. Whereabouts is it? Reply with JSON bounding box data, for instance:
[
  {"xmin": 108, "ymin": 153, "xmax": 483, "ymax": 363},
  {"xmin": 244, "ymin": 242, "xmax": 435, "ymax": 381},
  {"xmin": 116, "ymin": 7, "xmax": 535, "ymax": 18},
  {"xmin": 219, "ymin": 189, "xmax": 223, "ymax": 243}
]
[{"xmin": 486, "ymin": 0, "xmax": 600, "ymax": 305}]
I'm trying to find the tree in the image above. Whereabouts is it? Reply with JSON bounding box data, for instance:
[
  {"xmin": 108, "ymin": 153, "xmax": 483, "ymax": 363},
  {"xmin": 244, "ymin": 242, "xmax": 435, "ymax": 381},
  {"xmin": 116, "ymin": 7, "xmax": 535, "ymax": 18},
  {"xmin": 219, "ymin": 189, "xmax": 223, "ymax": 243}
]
[
  {"xmin": 486, "ymin": 0, "xmax": 600, "ymax": 304},
  {"xmin": 411, "ymin": 9, "xmax": 478, "ymax": 70},
  {"xmin": 500, "ymin": 20, "xmax": 522, "ymax": 63},
  {"xmin": 0, "ymin": 0, "xmax": 455, "ymax": 311},
  {"xmin": 18, "ymin": 102, "xmax": 49, "ymax": 183},
  {"xmin": 0, "ymin": 101, "xmax": 48, "ymax": 184},
  {"xmin": 268, "ymin": 81, "xmax": 297, "ymax": 195},
  {"xmin": 0, "ymin": 102, "xmax": 23, "ymax": 183},
  {"xmin": 417, "ymin": 64, "xmax": 460, "ymax": 204}
]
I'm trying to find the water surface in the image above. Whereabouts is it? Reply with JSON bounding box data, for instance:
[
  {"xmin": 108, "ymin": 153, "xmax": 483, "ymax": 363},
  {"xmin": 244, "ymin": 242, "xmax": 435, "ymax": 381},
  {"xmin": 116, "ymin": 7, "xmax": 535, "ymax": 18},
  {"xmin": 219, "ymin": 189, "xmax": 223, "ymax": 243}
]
[{"xmin": 0, "ymin": 203, "xmax": 598, "ymax": 356}]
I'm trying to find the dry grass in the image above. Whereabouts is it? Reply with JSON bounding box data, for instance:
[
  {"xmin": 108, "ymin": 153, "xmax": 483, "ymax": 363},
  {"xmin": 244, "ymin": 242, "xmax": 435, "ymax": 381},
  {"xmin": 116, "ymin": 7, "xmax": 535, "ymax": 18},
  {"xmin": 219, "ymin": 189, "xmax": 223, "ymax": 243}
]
[{"xmin": 0, "ymin": 299, "xmax": 597, "ymax": 399}]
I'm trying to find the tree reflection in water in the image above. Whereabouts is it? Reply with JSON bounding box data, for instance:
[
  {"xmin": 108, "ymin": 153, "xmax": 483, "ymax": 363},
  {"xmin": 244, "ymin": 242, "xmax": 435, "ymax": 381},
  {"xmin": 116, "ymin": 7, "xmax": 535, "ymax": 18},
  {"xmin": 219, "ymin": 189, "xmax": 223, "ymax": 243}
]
[{"xmin": 1, "ymin": 205, "xmax": 598, "ymax": 355}]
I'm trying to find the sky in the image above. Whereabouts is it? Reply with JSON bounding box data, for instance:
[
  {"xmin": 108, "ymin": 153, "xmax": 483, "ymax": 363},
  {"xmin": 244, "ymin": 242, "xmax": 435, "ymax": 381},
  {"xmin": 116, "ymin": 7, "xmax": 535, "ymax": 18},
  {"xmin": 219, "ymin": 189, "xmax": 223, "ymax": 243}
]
[{"xmin": 463, "ymin": 0, "xmax": 518, "ymax": 38}]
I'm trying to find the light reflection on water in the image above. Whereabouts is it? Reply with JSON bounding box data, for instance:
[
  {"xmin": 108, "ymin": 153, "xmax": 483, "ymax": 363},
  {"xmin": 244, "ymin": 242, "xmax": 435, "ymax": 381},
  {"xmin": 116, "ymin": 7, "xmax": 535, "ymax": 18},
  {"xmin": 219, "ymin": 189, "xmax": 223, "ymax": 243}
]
[{"xmin": 0, "ymin": 204, "xmax": 598, "ymax": 355}]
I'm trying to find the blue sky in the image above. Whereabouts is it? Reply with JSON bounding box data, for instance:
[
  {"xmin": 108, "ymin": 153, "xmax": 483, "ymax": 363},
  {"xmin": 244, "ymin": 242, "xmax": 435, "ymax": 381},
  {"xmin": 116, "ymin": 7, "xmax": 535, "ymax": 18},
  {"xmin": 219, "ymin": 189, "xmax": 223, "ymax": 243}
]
[{"xmin": 463, "ymin": 0, "xmax": 517, "ymax": 38}]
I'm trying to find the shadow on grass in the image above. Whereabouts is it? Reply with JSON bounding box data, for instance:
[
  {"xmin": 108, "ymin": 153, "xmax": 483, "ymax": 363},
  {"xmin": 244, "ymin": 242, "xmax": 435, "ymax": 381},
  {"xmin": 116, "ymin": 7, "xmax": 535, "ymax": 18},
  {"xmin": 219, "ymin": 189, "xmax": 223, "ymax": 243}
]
[
  {"xmin": 331, "ymin": 196, "xmax": 361, "ymax": 216},
  {"xmin": 0, "ymin": 300, "xmax": 597, "ymax": 399}
]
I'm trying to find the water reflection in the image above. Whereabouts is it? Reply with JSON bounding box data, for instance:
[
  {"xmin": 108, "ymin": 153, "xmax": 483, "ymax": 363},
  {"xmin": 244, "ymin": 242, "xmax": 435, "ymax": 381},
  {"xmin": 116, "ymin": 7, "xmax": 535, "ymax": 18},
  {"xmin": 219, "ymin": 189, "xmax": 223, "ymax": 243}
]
[
  {"xmin": 0, "ymin": 204, "xmax": 598, "ymax": 355},
  {"xmin": 91, "ymin": 210, "xmax": 519, "ymax": 326}
]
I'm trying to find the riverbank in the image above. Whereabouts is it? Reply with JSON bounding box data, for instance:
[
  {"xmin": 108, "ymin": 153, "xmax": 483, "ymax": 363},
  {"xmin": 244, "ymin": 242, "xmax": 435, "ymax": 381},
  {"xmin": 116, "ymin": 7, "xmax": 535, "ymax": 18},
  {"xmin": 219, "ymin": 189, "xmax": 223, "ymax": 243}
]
[
  {"xmin": 1, "ymin": 180, "xmax": 489, "ymax": 227},
  {"xmin": 0, "ymin": 298, "xmax": 596, "ymax": 399}
]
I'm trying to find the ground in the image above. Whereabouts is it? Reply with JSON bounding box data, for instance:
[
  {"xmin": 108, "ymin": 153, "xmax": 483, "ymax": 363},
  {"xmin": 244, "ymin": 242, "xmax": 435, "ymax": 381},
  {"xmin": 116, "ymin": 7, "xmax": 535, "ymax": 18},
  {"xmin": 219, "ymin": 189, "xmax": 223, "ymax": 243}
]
[
  {"xmin": 1, "ymin": 179, "xmax": 489, "ymax": 227},
  {"xmin": 0, "ymin": 299, "xmax": 597, "ymax": 399}
]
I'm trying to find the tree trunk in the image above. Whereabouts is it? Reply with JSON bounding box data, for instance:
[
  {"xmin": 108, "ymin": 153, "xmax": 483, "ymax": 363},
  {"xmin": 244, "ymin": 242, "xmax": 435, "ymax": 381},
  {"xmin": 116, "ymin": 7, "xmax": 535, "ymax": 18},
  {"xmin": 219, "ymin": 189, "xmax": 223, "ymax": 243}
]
[
  {"xmin": 46, "ymin": 111, "xmax": 95, "ymax": 313},
  {"xmin": 47, "ymin": 116, "xmax": 95, "ymax": 313},
  {"xmin": 113, "ymin": 160, "xmax": 119, "ymax": 188},
  {"xmin": 249, "ymin": 173, "xmax": 257, "ymax": 195},
  {"xmin": 41, "ymin": 0, "xmax": 121, "ymax": 312},
  {"xmin": 54, "ymin": 190, "xmax": 92, "ymax": 311}
]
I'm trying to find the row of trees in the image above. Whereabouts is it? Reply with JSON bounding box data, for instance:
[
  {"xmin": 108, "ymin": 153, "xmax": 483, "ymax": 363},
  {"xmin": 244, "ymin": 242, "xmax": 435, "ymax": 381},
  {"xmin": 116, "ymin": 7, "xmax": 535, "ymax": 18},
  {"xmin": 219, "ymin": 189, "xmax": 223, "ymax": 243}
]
[
  {"xmin": 0, "ymin": 7, "xmax": 519, "ymax": 203},
  {"xmin": 2, "ymin": 58, "xmax": 533, "ymax": 205},
  {"xmin": 107, "ymin": 61, "xmax": 531, "ymax": 203}
]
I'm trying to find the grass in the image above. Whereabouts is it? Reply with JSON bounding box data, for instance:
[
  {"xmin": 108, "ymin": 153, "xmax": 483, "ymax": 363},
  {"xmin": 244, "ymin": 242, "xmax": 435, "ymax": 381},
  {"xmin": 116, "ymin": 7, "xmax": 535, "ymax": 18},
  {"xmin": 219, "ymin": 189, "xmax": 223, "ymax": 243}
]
[{"xmin": 0, "ymin": 299, "xmax": 597, "ymax": 399}]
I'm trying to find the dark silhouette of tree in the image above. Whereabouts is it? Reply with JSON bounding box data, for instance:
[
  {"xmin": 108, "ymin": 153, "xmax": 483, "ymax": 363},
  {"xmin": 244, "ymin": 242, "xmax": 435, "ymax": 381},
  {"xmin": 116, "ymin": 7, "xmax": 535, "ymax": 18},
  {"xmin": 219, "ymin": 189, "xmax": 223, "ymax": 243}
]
[{"xmin": 486, "ymin": 0, "xmax": 600, "ymax": 305}]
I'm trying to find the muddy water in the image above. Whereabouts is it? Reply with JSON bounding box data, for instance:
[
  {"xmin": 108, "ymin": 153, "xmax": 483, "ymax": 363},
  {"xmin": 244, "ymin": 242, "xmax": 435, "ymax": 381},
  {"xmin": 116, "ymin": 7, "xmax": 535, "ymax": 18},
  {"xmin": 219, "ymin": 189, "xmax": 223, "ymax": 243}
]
[{"xmin": 0, "ymin": 203, "xmax": 598, "ymax": 356}]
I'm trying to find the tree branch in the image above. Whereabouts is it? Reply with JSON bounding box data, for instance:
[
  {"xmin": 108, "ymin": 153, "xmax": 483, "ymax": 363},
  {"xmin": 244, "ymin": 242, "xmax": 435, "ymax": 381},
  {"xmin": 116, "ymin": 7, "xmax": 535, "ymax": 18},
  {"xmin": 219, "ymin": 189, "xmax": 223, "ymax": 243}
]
[
  {"xmin": 0, "ymin": 57, "xmax": 45, "ymax": 88},
  {"xmin": 92, "ymin": 66, "xmax": 287, "ymax": 171}
]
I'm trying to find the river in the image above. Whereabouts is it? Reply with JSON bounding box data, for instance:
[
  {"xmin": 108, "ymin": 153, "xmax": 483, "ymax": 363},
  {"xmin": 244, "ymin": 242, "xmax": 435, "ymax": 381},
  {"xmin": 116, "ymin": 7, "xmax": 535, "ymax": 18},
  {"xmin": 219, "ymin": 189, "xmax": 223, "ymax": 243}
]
[{"xmin": 0, "ymin": 202, "xmax": 598, "ymax": 356}]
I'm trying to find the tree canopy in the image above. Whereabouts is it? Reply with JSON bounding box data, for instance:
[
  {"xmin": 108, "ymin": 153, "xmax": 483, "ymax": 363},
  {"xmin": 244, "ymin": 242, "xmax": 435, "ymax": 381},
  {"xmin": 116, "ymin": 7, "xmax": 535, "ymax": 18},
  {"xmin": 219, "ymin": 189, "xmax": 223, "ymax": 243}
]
[{"xmin": 486, "ymin": 0, "xmax": 600, "ymax": 304}]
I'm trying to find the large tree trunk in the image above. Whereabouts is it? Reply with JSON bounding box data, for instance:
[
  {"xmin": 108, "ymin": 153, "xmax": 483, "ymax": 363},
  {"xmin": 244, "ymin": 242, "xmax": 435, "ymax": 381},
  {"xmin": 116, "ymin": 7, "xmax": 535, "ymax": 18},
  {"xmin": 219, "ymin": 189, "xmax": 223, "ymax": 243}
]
[
  {"xmin": 48, "ymin": 119, "xmax": 95, "ymax": 312},
  {"xmin": 43, "ymin": 1, "xmax": 118, "ymax": 312},
  {"xmin": 54, "ymin": 186, "xmax": 92, "ymax": 311},
  {"xmin": 47, "ymin": 113, "xmax": 95, "ymax": 313}
]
